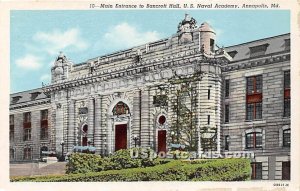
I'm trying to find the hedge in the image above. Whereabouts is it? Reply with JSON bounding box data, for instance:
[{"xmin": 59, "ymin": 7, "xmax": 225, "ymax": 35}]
[
  {"xmin": 11, "ymin": 158, "xmax": 251, "ymax": 182},
  {"xmin": 66, "ymin": 149, "xmax": 161, "ymax": 174}
]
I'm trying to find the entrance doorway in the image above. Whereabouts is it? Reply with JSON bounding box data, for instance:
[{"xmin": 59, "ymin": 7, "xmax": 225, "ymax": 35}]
[
  {"xmin": 115, "ymin": 124, "xmax": 127, "ymax": 151},
  {"xmin": 157, "ymin": 130, "xmax": 167, "ymax": 153}
]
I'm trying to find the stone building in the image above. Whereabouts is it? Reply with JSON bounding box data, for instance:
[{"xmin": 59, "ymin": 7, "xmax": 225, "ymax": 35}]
[{"xmin": 9, "ymin": 14, "xmax": 290, "ymax": 180}]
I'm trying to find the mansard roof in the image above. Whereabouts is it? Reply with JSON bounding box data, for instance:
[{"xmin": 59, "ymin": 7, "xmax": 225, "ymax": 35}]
[
  {"xmin": 10, "ymin": 87, "xmax": 49, "ymax": 106},
  {"xmin": 224, "ymin": 33, "xmax": 290, "ymax": 62}
]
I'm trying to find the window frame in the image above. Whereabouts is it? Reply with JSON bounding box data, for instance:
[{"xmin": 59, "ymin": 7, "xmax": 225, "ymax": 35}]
[
  {"xmin": 251, "ymin": 162, "xmax": 262, "ymax": 180},
  {"xmin": 224, "ymin": 135, "xmax": 229, "ymax": 151},
  {"xmin": 224, "ymin": 104, "xmax": 229, "ymax": 123},
  {"xmin": 225, "ymin": 79, "xmax": 230, "ymax": 98},
  {"xmin": 283, "ymin": 129, "xmax": 291, "ymax": 147},
  {"xmin": 283, "ymin": 71, "xmax": 290, "ymax": 117},
  {"xmin": 9, "ymin": 115, "xmax": 14, "ymax": 141},
  {"xmin": 246, "ymin": 132, "xmax": 263, "ymax": 149},
  {"xmin": 23, "ymin": 147, "xmax": 32, "ymax": 160},
  {"xmin": 246, "ymin": 75, "xmax": 263, "ymax": 121}
]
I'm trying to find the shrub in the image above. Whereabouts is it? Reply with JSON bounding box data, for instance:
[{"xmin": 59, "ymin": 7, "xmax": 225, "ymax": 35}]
[
  {"xmin": 12, "ymin": 158, "xmax": 251, "ymax": 182},
  {"xmin": 110, "ymin": 149, "xmax": 141, "ymax": 169},
  {"xmin": 66, "ymin": 153, "xmax": 105, "ymax": 174}
]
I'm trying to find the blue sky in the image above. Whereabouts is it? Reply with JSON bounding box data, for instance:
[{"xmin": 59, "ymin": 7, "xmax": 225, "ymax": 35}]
[{"xmin": 10, "ymin": 10, "xmax": 290, "ymax": 93}]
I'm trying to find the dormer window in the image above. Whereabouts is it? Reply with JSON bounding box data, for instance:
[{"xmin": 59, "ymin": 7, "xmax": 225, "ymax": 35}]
[
  {"xmin": 30, "ymin": 92, "xmax": 41, "ymax": 101},
  {"xmin": 11, "ymin": 96, "xmax": 22, "ymax": 104},
  {"xmin": 284, "ymin": 39, "xmax": 290, "ymax": 51},
  {"xmin": 249, "ymin": 43, "xmax": 269, "ymax": 58},
  {"xmin": 227, "ymin": 50, "xmax": 238, "ymax": 59}
]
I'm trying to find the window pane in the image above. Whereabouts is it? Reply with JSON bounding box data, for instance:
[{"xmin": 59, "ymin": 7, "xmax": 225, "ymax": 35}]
[
  {"xmin": 255, "ymin": 133, "xmax": 263, "ymax": 148},
  {"xmin": 246, "ymin": 103, "xmax": 254, "ymax": 120},
  {"xmin": 255, "ymin": 102, "xmax": 262, "ymax": 119},
  {"xmin": 225, "ymin": 80, "xmax": 230, "ymax": 97},
  {"xmin": 247, "ymin": 77, "xmax": 254, "ymax": 94},
  {"xmin": 284, "ymin": 71, "xmax": 290, "ymax": 89},
  {"xmin": 283, "ymin": 129, "xmax": 291, "ymax": 147},
  {"xmin": 251, "ymin": 162, "xmax": 263, "ymax": 180},
  {"xmin": 284, "ymin": 98, "xmax": 290, "ymax": 117},
  {"xmin": 256, "ymin": 76, "xmax": 262, "ymax": 93},
  {"xmin": 225, "ymin": 104, "xmax": 229, "ymax": 123},
  {"xmin": 246, "ymin": 133, "xmax": 254, "ymax": 148}
]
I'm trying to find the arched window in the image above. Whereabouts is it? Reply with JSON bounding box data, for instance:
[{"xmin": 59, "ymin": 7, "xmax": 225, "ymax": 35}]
[
  {"xmin": 246, "ymin": 132, "xmax": 262, "ymax": 149},
  {"xmin": 283, "ymin": 129, "xmax": 290, "ymax": 147},
  {"xmin": 112, "ymin": 101, "xmax": 130, "ymax": 115}
]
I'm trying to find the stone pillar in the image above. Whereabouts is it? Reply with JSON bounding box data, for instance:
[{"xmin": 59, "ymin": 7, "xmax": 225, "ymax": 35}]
[
  {"xmin": 196, "ymin": 79, "xmax": 203, "ymax": 157},
  {"xmin": 94, "ymin": 95, "xmax": 101, "ymax": 154},
  {"xmin": 88, "ymin": 97, "xmax": 94, "ymax": 145},
  {"xmin": 215, "ymin": 75, "xmax": 222, "ymax": 154},
  {"xmin": 141, "ymin": 88, "xmax": 150, "ymax": 147},
  {"xmin": 55, "ymin": 103, "xmax": 64, "ymax": 155},
  {"xmin": 67, "ymin": 100, "xmax": 75, "ymax": 152},
  {"xmin": 132, "ymin": 89, "xmax": 141, "ymax": 147}
]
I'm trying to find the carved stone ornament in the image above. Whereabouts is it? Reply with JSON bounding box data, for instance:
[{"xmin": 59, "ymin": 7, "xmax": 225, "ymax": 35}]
[{"xmin": 177, "ymin": 14, "xmax": 197, "ymax": 33}]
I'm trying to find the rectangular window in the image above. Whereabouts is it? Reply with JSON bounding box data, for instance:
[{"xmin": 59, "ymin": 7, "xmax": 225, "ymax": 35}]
[
  {"xmin": 23, "ymin": 148, "xmax": 32, "ymax": 160},
  {"xmin": 246, "ymin": 76, "xmax": 263, "ymax": 120},
  {"xmin": 207, "ymin": 115, "xmax": 210, "ymax": 125},
  {"xmin": 283, "ymin": 129, "xmax": 291, "ymax": 147},
  {"xmin": 225, "ymin": 79, "xmax": 230, "ymax": 98},
  {"xmin": 224, "ymin": 135, "xmax": 229, "ymax": 151},
  {"xmin": 41, "ymin": 109, "xmax": 48, "ymax": 120},
  {"xmin": 284, "ymin": 71, "xmax": 290, "ymax": 117},
  {"xmin": 9, "ymin": 115, "xmax": 14, "ymax": 141},
  {"xmin": 208, "ymin": 89, "xmax": 211, "ymax": 100},
  {"xmin": 23, "ymin": 112, "xmax": 31, "ymax": 141},
  {"xmin": 246, "ymin": 132, "xmax": 262, "ymax": 149},
  {"xmin": 40, "ymin": 110, "xmax": 49, "ymax": 140},
  {"xmin": 225, "ymin": 104, "xmax": 229, "ymax": 123},
  {"xmin": 251, "ymin": 162, "xmax": 262, "ymax": 180},
  {"xmin": 24, "ymin": 112, "xmax": 31, "ymax": 123},
  {"xmin": 210, "ymin": 39, "xmax": 215, "ymax": 52},
  {"xmin": 24, "ymin": 128, "xmax": 31, "ymax": 141}
]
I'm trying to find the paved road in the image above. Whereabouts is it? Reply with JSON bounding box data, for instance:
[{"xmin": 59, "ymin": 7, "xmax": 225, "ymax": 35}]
[{"xmin": 10, "ymin": 162, "xmax": 67, "ymax": 177}]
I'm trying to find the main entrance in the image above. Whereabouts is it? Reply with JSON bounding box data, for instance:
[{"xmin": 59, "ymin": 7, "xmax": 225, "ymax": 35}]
[
  {"xmin": 115, "ymin": 124, "xmax": 127, "ymax": 151},
  {"xmin": 157, "ymin": 130, "xmax": 167, "ymax": 153}
]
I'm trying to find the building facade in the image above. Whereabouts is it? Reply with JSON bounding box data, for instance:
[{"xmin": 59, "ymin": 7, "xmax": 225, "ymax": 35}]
[{"xmin": 9, "ymin": 14, "xmax": 290, "ymax": 180}]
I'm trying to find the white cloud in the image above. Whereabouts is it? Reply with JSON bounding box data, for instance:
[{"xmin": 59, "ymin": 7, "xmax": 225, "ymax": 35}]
[
  {"xmin": 15, "ymin": 54, "xmax": 42, "ymax": 70},
  {"xmin": 101, "ymin": 22, "xmax": 161, "ymax": 50},
  {"xmin": 40, "ymin": 74, "xmax": 51, "ymax": 82},
  {"xmin": 33, "ymin": 28, "xmax": 88, "ymax": 55}
]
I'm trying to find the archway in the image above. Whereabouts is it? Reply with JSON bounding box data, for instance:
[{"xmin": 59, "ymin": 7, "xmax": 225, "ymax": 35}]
[{"xmin": 82, "ymin": 124, "xmax": 88, "ymax": 146}]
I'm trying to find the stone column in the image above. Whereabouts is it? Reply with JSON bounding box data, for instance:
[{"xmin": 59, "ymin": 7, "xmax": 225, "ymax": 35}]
[
  {"xmin": 88, "ymin": 97, "xmax": 94, "ymax": 145},
  {"xmin": 55, "ymin": 103, "xmax": 64, "ymax": 155},
  {"xmin": 67, "ymin": 99, "xmax": 75, "ymax": 153},
  {"xmin": 141, "ymin": 88, "xmax": 150, "ymax": 147},
  {"xmin": 215, "ymin": 75, "xmax": 222, "ymax": 154},
  {"xmin": 94, "ymin": 95, "xmax": 101, "ymax": 154},
  {"xmin": 196, "ymin": 80, "xmax": 202, "ymax": 157}
]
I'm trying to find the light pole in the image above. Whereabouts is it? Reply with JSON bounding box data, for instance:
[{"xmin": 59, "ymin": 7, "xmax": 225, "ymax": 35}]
[
  {"xmin": 171, "ymin": 131, "xmax": 175, "ymax": 143},
  {"xmin": 133, "ymin": 135, "xmax": 139, "ymax": 148},
  {"xmin": 60, "ymin": 140, "xmax": 65, "ymax": 161}
]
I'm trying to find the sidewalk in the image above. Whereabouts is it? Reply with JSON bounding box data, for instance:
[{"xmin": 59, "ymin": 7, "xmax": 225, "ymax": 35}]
[{"xmin": 10, "ymin": 161, "xmax": 67, "ymax": 177}]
